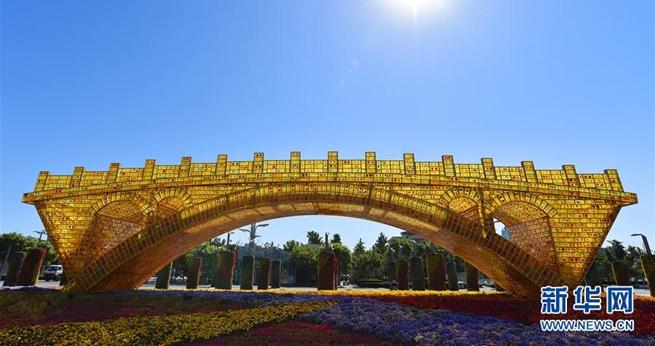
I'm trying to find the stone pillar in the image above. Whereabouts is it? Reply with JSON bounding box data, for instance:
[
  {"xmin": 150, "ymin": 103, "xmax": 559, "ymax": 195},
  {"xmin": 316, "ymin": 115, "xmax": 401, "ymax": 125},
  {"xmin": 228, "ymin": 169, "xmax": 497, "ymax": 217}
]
[
  {"xmin": 410, "ymin": 257, "xmax": 425, "ymax": 291},
  {"xmin": 447, "ymin": 260, "xmax": 459, "ymax": 291},
  {"xmin": 240, "ymin": 255, "xmax": 255, "ymax": 290},
  {"xmin": 426, "ymin": 253, "xmax": 446, "ymax": 291},
  {"xmin": 641, "ymin": 255, "xmax": 655, "ymax": 297},
  {"xmin": 271, "ymin": 260, "xmax": 281, "ymax": 288},
  {"xmin": 465, "ymin": 262, "xmax": 480, "ymax": 291},
  {"xmin": 611, "ymin": 261, "xmax": 630, "ymax": 285},
  {"xmin": 396, "ymin": 260, "xmax": 409, "ymax": 290},
  {"xmin": 16, "ymin": 248, "xmax": 46, "ymax": 286},
  {"xmin": 214, "ymin": 249, "xmax": 237, "ymax": 289},
  {"xmin": 59, "ymin": 272, "xmax": 68, "ymax": 286},
  {"xmin": 186, "ymin": 257, "xmax": 202, "ymax": 289},
  {"xmin": 317, "ymin": 251, "xmax": 337, "ymax": 290},
  {"xmin": 2, "ymin": 252, "xmax": 25, "ymax": 287},
  {"xmin": 258, "ymin": 258, "xmax": 270, "ymax": 290},
  {"xmin": 155, "ymin": 263, "xmax": 172, "ymax": 289}
]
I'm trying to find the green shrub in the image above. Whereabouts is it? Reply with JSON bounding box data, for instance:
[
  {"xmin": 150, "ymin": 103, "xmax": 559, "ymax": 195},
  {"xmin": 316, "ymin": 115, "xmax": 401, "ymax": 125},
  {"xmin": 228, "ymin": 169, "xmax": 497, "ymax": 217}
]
[
  {"xmin": 270, "ymin": 260, "xmax": 281, "ymax": 288},
  {"xmin": 426, "ymin": 253, "xmax": 446, "ymax": 291},
  {"xmin": 240, "ymin": 256, "xmax": 255, "ymax": 290},
  {"xmin": 258, "ymin": 258, "xmax": 270, "ymax": 290},
  {"xmin": 396, "ymin": 260, "xmax": 409, "ymax": 290},
  {"xmin": 186, "ymin": 257, "xmax": 202, "ymax": 289},
  {"xmin": 214, "ymin": 250, "xmax": 236, "ymax": 289},
  {"xmin": 410, "ymin": 257, "xmax": 425, "ymax": 291},
  {"xmin": 465, "ymin": 262, "xmax": 479, "ymax": 291},
  {"xmin": 317, "ymin": 251, "xmax": 336, "ymax": 290},
  {"xmin": 2, "ymin": 252, "xmax": 25, "ymax": 287},
  {"xmin": 155, "ymin": 263, "xmax": 172, "ymax": 289},
  {"xmin": 16, "ymin": 248, "xmax": 46, "ymax": 286}
]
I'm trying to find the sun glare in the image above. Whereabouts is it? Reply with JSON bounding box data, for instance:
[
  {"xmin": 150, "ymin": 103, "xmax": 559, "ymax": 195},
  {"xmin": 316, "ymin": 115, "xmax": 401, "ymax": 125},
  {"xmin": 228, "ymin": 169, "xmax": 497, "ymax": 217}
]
[{"xmin": 386, "ymin": 0, "xmax": 448, "ymax": 20}]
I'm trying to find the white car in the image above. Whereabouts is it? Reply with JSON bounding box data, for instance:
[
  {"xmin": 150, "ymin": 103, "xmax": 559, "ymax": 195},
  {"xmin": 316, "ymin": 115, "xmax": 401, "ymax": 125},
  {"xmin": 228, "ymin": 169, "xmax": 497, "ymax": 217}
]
[{"xmin": 44, "ymin": 265, "xmax": 64, "ymax": 281}]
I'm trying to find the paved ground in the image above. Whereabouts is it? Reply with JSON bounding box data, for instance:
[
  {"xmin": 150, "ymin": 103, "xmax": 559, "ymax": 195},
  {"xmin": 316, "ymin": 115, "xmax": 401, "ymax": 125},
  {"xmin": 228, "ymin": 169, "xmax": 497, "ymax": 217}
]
[{"xmin": 3, "ymin": 280, "xmax": 652, "ymax": 296}]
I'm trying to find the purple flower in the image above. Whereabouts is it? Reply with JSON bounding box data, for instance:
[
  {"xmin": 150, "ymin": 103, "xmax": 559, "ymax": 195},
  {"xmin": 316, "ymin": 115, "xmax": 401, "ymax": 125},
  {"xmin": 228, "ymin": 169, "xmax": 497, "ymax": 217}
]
[{"xmin": 99, "ymin": 290, "xmax": 655, "ymax": 345}]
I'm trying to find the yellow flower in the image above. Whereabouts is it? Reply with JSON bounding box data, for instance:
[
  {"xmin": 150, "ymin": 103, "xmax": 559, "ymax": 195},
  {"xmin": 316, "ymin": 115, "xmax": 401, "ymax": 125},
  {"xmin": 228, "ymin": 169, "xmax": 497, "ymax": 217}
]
[{"xmin": 0, "ymin": 301, "xmax": 334, "ymax": 346}]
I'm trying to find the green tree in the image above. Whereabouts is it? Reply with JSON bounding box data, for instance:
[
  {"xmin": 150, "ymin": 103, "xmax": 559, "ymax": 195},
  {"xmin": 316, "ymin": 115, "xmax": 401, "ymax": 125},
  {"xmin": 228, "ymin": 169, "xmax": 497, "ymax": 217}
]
[
  {"xmin": 626, "ymin": 245, "xmax": 645, "ymax": 281},
  {"xmin": 605, "ymin": 240, "xmax": 627, "ymax": 262},
  {"xmin": 353, "ymin": 239, "xmax": 366, "ymax": 257},
  {"xmin": 331, "ymin": 243, "xmax": 351, "ymax": 276},
  {"xmin": 415, "ymin": 240, "xmax": 432, "ymax": 258},
  {"xmin": 585, "ymin": 249, "xmax": 612, "ymax": 285},
  {"xmin": 289, "ymin": 244, "xmax": 320, "ymax": 285},
  {"xmin": 183, "ymin": 241, "xmax": 223, "ymax": 285},
  {"xmin": 171, "ymin": 255, "xmax": 189, "ymax": 278},
  {"xmin": 289, "ymin": 245, "xmax": 319, "ymax": 268},
  {"xmin": 306, "ymin": 231, "xmax": 322, "ymax": 245},
  {"xmin": 283, "ymin": 240, "xmax": 301, "ymax": 252},
  {"xmin": 372, "ymin": 232, "xmax": 388, "ymax": 255},
  {"xmin": 0, "ymin": 232, "xmax": 57, "ymax": 268},
  {"xmin": 331, "ymin": 233, "xmax": 342, "ymax": 244},
  {"xmin": 388, "ymin": 236, "xmax": 414, "ymax": 259},
  {"xmin": 351, "ymin": 250, "xmax": 385, "ymax": 282}
]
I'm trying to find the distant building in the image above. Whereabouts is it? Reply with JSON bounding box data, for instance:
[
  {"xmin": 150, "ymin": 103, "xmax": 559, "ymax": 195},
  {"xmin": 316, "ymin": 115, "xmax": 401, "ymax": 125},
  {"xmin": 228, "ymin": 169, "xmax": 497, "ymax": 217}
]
[{"xmin": 400, "ymin": 231, "xmax": 422, "ymax": 242}]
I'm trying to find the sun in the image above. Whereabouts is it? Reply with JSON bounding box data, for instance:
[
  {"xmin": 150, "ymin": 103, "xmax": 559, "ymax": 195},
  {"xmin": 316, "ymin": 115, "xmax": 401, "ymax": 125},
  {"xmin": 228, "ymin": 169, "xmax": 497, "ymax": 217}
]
[{"xmin": 385, "ymin": 0, "xmax": 447, "ymax": 20}]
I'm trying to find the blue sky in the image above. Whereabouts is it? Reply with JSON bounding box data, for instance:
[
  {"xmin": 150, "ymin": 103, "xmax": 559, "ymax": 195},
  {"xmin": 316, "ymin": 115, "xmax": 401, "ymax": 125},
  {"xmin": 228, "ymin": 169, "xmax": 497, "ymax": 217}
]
[{"xmin": 1, "ymin": 0, "xmax": 653, "ymax": 250}]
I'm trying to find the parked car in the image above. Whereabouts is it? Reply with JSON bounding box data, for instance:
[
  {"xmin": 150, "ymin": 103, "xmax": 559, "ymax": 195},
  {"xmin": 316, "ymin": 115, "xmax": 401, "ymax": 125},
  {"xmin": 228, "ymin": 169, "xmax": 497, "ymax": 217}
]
[
  {"xmin": 44, "ymin": 265, "xmax": 63, "ymax": 281},
  {"xmin": 170, "ymin": 276, "xmax": 187, "ymax": 284}
]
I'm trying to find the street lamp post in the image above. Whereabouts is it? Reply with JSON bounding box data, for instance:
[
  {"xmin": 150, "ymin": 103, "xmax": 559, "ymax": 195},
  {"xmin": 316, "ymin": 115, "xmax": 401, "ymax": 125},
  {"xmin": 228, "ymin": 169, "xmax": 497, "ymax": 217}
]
[
  {"xmin": 239, "ymin": 223, "xmax": 269, "ymax": 253},
  {"xmin": 632, "ymin": 233, "xmax": 655, "ymax": 297},
  {"xmin": 631, "ymin": 233, "xmax": 652, "ymax": 256},
  {"xmin": 34, "ymin": 230, "xmax": 47, "ymax": 245}
]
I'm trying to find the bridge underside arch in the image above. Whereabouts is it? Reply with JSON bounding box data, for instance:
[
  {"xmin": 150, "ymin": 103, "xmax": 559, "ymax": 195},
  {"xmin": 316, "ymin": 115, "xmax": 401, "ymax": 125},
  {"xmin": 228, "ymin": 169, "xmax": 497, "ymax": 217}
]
[
  {"xmin": 492, "ymin": 201, "xmax": 557, "ymax": 271},
  {"xmin": 80, "ymin": 200, "xmax": 147, "ymax": 262},
  {"xmin": 68, "ymin": 184, "xmax": 564, "ymax": 298}
]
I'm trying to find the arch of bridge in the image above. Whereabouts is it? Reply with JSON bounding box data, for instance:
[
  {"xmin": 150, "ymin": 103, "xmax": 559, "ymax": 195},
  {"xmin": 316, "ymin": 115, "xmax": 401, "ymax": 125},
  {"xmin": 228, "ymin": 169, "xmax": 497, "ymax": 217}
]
[
  {"xmin": 22, "ymin": 152, "xmax": 637, "ymax": 298},
  {"xmin": 68, "ymin": 182, "xmax": 563, "ymax": 298}
]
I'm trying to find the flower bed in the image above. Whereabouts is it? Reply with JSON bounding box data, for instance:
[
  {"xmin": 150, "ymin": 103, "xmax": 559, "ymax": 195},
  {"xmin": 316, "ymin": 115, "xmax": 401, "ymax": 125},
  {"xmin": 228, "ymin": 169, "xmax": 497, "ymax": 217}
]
[
  {"xmin": 144, "ymin": 290, "xmax": 655, "ymax": 344},
  {"xmin": 0, "ymin": 301, "xmax": 334, "ymax": 345},
  {"xmin": 193, "ymin": 320, "xmax": 400, "ymax": 345},
  {"xmin": 319, "ymin": 290, "xmax": 655, "ymax": 336},
  {"xmin": 2, "ymin": 288, "xmax": 653, "ymax": 344},
  {"xmin": 302, "ymin": 297, "xmax": 655, "ymax": 345},
  {"xmin": 0, "ymin": 289, "xmax": 248, "ymax": 329}
]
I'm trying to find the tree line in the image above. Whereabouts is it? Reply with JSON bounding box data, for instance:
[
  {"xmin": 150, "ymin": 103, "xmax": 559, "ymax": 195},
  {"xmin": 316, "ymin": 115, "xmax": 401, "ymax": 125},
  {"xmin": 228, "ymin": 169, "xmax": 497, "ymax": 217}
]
[{"xmin": 0, "ymin": 231, "xmax": 649, "ymax": 287}]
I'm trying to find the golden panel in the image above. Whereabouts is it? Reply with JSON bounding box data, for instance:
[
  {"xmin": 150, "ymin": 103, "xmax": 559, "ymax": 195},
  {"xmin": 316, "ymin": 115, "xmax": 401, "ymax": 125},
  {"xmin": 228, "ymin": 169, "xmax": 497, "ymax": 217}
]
[
  {"xmin": 22, "ymin": 152, "xmax": 637, "ymax": 299},
  {"xmin": 116, "ymin": 168, "xmax": 143, "ymax": 182}
]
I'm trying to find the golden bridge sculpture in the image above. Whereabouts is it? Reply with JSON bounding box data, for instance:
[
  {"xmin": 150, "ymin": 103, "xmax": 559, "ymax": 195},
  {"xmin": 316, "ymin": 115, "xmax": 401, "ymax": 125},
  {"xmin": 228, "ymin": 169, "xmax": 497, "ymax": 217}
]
[{"xmin": 22, "ymin": 152, "xmax": 637, "ymax": 298}]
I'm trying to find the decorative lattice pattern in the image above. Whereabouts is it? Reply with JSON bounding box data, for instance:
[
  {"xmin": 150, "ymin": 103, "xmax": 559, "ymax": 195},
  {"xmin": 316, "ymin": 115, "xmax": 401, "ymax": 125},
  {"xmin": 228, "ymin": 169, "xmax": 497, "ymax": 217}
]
[{"xmin": 22, "ymin": 152, "xmax": 636, "ymax": 298}]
